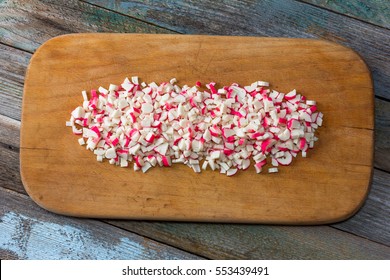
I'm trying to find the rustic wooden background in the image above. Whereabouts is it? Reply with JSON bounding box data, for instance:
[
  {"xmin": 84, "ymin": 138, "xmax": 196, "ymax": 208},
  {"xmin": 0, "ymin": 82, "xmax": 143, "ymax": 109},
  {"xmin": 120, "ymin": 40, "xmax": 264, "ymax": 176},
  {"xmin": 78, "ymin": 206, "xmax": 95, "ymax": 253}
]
[{"xmin": 0, "ymin": 0, "xmax": 389, "ymax": 259}]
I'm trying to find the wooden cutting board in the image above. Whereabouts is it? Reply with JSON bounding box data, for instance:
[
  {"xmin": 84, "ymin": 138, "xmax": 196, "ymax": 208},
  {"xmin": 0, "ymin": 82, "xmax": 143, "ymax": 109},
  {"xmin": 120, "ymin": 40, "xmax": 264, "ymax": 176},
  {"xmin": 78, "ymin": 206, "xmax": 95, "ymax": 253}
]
[{"xmin": 21, "ymin": 34, "xmax": 374, "ymax": 224}]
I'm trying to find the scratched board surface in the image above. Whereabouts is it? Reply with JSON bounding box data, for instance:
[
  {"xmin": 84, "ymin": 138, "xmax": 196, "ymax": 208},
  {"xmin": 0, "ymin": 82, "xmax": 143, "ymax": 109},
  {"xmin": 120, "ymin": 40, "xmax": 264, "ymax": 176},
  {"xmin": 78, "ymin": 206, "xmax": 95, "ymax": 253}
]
[{"xmin": 21, "ymin": 34, "xmax": 373, "ymax": 224}]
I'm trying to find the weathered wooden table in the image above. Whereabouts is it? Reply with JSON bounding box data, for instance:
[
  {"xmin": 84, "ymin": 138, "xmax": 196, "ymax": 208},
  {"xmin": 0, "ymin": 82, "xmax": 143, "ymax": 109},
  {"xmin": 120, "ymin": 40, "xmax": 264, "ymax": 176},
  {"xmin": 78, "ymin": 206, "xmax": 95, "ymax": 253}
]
[{"xmin": 0, "ymin": 0, "xmax": 389, "ymax": 259}]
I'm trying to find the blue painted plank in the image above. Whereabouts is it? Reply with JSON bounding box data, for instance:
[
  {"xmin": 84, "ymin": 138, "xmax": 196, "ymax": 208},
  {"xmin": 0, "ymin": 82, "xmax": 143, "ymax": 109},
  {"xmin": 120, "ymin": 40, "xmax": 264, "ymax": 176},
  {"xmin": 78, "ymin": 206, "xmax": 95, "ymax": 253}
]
[
  {"xmin": 301, "ymin": 0, "xmax": 390, "ymax": 29},
  {"xmin": 0, "ymin": 188, "xmax": 203, "ymax": 260},
  {"xmin": 108, "ymin": 167, "xmax": 390, "ymax": 258},
  {"xmin": 0, "ymin": 0, "xmax": 172, "ymax": 53}
]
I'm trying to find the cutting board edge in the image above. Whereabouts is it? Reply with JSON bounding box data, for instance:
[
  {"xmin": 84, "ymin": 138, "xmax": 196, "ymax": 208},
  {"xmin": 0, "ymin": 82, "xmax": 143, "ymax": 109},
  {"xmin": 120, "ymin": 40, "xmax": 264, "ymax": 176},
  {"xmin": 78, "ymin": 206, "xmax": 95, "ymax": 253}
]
[
  {"xmin": 18, "ymin": 171, "xmax": 373, "ymax": 226},
  {"xmin": 23, "ymin": 32, "xmax": 373, "ymax": 66},
  {"xmin": 15, "ymin": 203, "xmax": 371, "ymax": 226}
]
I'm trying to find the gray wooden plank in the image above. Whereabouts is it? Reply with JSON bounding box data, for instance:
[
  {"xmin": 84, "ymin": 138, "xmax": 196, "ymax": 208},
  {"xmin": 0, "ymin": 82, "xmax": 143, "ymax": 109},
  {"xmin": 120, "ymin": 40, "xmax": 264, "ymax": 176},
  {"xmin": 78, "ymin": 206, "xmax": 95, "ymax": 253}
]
[
  {"xmin": 0, "ymin": 114, "xmax": 19, "ymax": 148},
  {"xmin": 375, "ymin": 98, "xmax": 390, "ymax": 172},
  {"xmin": 333, "ymin": 169, "xmax": 390, "ymax": 246},
  {"xmin": 83, "ymin": 0, "xmax": 390, "ymax": 100},
  {"xmin": 0, "ymin": 113, "xmax": 389, "ymax": 255},
  {"xmin": 106, "ymin": 218, "xmax": 390, "ymax": 259},
  {"xmin": 0, "ymin": 115, "xmax": 21, "ymax": 191},
  {"xmin": 0, "ymin": 187, "xmax": 202, "ymax": 260},
  {"xmin": 0, "ymin": 43, "xmax": 29, "ymax": 120},
  {"xmin": 0, "ymin": 249, "xmax": 19, "ymax": 260},
  {"xmin": 0, "ymin": 36, "xmax": 389, "ymax": 249},
  {"xmin": 0, "ymin": 0, "xmax": 172, "ymax": 52},
  {"xmin": 300, "ymin": 0, "xmax": 390, "ymax": 29},
  {"xmin": 2, "ymin": 152, "xmax": 389, "ymax": 259}
]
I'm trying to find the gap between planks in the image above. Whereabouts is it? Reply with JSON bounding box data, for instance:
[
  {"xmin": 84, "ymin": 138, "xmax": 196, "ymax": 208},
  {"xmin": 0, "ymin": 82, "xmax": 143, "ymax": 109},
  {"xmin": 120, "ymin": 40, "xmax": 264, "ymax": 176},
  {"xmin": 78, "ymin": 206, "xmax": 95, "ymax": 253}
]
[
  {"xmin": 295, "ymin": 0, "xmax": 390, "ymax": 30},
  {"xmin": 78, "ymin": 0, "xmax": 181, "ymax": 34}
]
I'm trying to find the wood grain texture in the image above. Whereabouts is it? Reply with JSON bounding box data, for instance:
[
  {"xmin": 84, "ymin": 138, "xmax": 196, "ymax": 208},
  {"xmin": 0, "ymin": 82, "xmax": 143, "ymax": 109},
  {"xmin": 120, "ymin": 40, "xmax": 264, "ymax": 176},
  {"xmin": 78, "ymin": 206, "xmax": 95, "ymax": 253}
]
[
  {"xmin": 0, "ymin": 187, "xmax": 202, "ymax": 260},
  {"xmin": 1, "ymin": 188, "xmax": 388, "ymax": 260},
  {"xmin": 108, "ymin": 216, "xmax": 390, "ymax": 259},
  {"xmin": 0, "ymin": 0, "xmax": 172, "ymax": 52},
  {"xmin": 0, "ymin": 115, "xmax": 21, "ymax": 190},
  {"xmin": 0, "ymin": 0, "xmax": 388, "ymax": 260},
  {"xmin": 0, "ymin": 43, "xmax": 30, "ymax": 120},
  {"xmin": 21, "ymin": 34, "xmax": 374, "ymax": 224},
  {"xmin": 300, "ymin": 0, "xmax": 390, "ymax": 28},
  {"xmin": 1, "ymin": 113, "xmax": 389, "ymax": 248},
  {"xmin": 333, "ymin": 169, "xmax": 390, "ymax": 246},
  {"xmin": 0, "ymin": 143, "xmax": 21, "ymax": 191},
  {"xmin": 84, "ymin": 0, "xmax": 390, "ymax": 100},
  {"xmin": 374, "ymin": 98, "xmax": 390, "ymax": 172}
]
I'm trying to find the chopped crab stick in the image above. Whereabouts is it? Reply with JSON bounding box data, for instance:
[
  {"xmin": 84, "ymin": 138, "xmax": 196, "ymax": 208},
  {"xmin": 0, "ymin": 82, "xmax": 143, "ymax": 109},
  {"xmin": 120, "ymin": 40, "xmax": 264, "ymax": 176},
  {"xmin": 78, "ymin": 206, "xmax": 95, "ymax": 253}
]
[{"xmin": 67, "ymin": 77, "xmax": 322, "ymax": 176}]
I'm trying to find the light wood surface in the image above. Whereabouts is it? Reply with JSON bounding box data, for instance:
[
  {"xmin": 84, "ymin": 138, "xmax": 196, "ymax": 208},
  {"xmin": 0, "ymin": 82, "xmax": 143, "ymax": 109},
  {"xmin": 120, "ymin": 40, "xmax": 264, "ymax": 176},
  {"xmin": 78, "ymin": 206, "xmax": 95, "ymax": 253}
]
[{"xmin": 21, "ymin": 33, "xmax": 374, "ymax": 224}]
